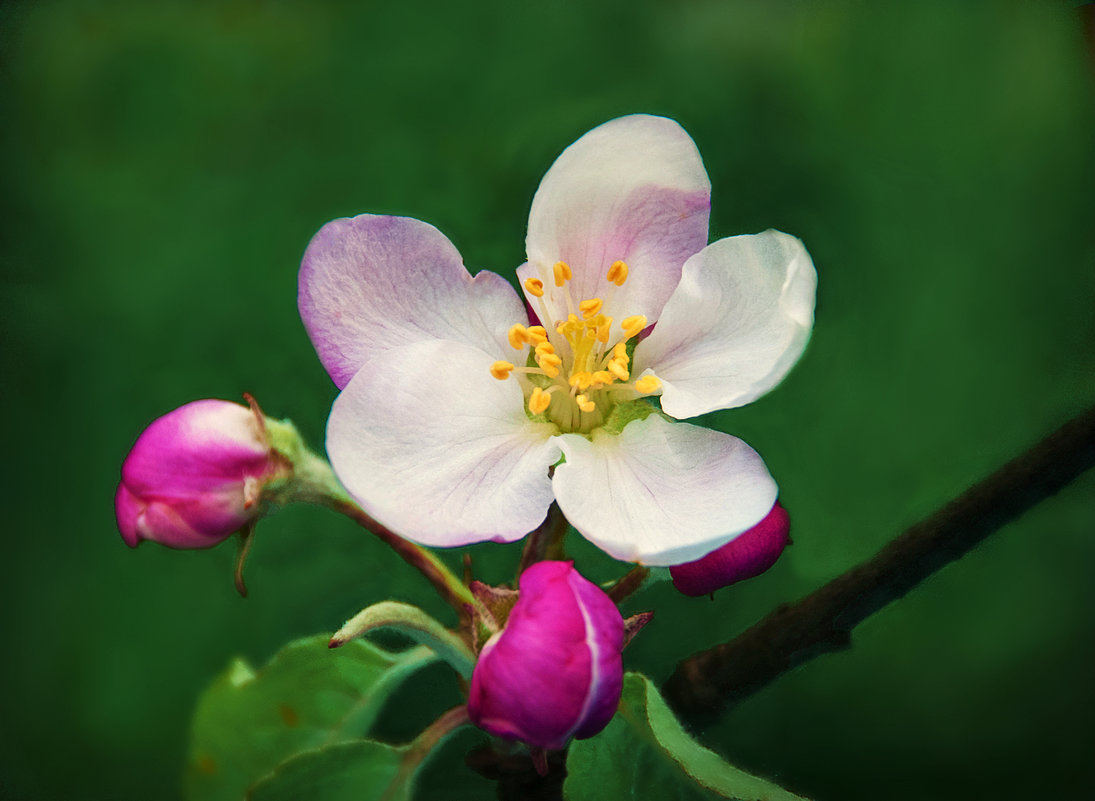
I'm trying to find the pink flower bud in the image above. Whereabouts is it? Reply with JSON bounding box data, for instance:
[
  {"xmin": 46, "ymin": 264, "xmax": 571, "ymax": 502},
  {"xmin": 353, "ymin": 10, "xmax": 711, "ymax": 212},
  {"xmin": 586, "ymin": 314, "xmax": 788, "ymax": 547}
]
[
  {"xmin": 669, "ymin": 502, "xmax": 791, "ymax": 596},
  {"xmin": 468, "ymin": 561, "xmax": 624, "ymax": 751},
  {"xmin": 115, "ymin": 399, "xmax": 288, "ymax": 549}
]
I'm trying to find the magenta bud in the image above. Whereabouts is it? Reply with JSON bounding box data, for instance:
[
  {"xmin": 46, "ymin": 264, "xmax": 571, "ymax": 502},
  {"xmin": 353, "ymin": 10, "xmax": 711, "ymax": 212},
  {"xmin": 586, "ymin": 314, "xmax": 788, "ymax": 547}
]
[
  {"xmin": 669, "ymin": 502, "xmax": 791, "ymax": 597},
  {"xmin": 467, "ymin": 561, "xmax": 624, "ymax": 750},
  {"xmin": 115, "ymin": 399, "xmax": 288, "ymax": 549}
]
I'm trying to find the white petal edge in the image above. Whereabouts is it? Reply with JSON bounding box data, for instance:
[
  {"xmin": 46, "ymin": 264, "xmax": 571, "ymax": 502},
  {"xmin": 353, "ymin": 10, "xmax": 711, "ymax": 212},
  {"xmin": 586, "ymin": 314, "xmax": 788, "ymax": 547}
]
[
  {"xmin": 299, "ymin": 214, "xmax": 526, "ymax": 389},
  {"xmin": 552, "ymin": 416, "xmax": 778, "ymax": 566},
  {"xmin": 326, "ymin": 339, "xmax": 561, "ymax": 547},
  {"xmin": 522, "ymin": 115, "xmax": 711, "ymax": 328},
  {"xmin": 634, "ymin": 230, "xmax": 816, "ymax": 419}
]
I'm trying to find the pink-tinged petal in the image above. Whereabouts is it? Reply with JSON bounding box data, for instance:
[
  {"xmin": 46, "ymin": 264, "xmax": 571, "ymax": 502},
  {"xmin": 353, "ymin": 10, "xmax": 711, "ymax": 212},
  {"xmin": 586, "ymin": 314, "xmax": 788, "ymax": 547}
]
[
  {"xmin": 299, "ymin": 214, "xmax": 526, "ymax": 389},
  {"xmin": 523, "ymin": 115, "xmax": 711, "ymax": 327},
  {"xmin": 670, "ymin": 501, "xmax": 791, "ymax": 596},
  {"xmin": 635, "ymin": 230, "xmax": 816, "ymax": 419},
  {"xmin": 468, "ymin": 561, "xmax": 624, "ymax": 750},
  {"xmin": 552, "ymin": 416, "xmax": 777, "ymax": 566},
  {"xmin": 325, "ymin": 339, "xmax": 561, "ymax": 547}
]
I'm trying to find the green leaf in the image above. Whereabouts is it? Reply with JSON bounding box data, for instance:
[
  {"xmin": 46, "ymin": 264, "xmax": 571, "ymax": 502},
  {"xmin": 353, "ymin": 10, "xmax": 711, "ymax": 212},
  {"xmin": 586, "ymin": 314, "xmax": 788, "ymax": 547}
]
[
  {"xmin": 565, "ymin": 673, "xmax": 808, "ymax": 801},
  {"xmin": 184, "ymin": 634, "xmax": 437, "ymax": 801},
  {"xmin": 329, "ymin": 600, "xmax": 477, "ymax": 678},
  {"xmin": 248, "ymin": 706, "xmax": 474, "ymax": 801},
  {"xmin": 246, "ymin": 741, "xmax": 403, "ymax": 801}
]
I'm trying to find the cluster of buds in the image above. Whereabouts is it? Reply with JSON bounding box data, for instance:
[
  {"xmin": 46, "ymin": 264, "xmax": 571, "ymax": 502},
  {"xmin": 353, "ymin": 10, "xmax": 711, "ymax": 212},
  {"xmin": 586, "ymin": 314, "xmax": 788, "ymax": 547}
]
[{"xmin": 116, "ymin": 401, "xmax": 789, "ymax": 752}]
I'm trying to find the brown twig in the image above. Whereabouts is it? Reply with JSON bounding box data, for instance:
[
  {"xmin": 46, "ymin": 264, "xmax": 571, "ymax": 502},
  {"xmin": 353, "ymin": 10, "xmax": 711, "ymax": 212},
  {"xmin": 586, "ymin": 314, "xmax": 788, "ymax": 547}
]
[{"xmin": 664, "ymin": 403, "xmax": 1095, "ymax": 727}]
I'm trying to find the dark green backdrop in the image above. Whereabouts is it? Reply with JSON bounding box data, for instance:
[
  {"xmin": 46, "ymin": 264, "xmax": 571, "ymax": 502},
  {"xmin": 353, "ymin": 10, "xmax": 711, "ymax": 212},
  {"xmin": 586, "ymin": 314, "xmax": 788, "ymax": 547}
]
[{"xmin": 2, "ymin": 1, "xmax": 1093, "ymax": 799}]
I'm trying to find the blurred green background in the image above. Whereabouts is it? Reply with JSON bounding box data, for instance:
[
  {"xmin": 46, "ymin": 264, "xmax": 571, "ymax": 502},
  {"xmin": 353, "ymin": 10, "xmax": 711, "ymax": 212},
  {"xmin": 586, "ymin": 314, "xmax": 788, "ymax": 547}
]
[{"xmin": 2, "ymin": 0, "xmax": 1094, "ymax": 798}]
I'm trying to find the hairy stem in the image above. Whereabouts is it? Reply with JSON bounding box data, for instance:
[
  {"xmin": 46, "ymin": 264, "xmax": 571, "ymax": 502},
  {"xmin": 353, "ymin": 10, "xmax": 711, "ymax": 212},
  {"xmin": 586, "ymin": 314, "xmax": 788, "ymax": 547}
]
[{"xmin": 664, "ymin": 403, "xmax": 1095, "ymax": 726}]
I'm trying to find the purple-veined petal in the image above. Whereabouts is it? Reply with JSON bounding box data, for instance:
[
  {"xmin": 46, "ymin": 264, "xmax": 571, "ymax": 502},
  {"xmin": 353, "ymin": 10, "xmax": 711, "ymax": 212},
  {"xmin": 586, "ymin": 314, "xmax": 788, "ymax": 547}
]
[
  {"xmin": 299, "ymin": 214, "xmax": 526, "ymax": 389},
  {"xmin": 552, "ymin": 416, "xmax": 777, "ymax": 566},
  {"xmin": 326, "ymin": 339, "xmax": 561, "ymax": 547},
  {"xmin": 522, "ymin": 115, "xmax": 711, "ymax": 327},
  {"xmin": 634, "ymin": 230, "xmax": 816, "ymax": 419}
]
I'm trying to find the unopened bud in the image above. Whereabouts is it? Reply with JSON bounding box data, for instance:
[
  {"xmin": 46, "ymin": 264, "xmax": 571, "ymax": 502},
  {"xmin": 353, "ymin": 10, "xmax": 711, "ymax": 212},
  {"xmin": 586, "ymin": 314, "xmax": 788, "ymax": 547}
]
[
  {"xmin": 669, "ymin": 502, "xmax": 791, "ymax": 596},
  {"xmin": 115, "ymin": 397, "xmax": 337, "ymax": 549},
  {"xmin": 468, "ymin": 561, "xmax": 624, "ymax": 750}
]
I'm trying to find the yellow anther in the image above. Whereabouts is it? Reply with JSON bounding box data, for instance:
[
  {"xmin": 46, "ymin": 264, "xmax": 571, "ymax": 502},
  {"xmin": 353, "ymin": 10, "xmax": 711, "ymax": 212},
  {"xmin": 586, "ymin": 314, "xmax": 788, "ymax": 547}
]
[
  {"xmin": 635, "ymin": 375, "xmax": 662, "ymax": 394},
  {"xmin": 526, "ymin": 326, "xmax": 548, "ymax": 345},
  {"xmin": 612, "ymin": 341, "xmax": 629, "ymax": 363},
  {"xmin": 622, "ymin": 315, "xmax": 648, "ymax": 339},
  {"xmin": 524, "ymin": 277, "xmax": 545, "ymax": 297},
  {"xmin": 537, "ymin": 352, "xmax": 562, "ymax": 369},
  {"xmin": 596, "ymin": 317, "xmax": 613, "ymax": 344},
  {"xmin": 490, "ymin": 361, "xmax": 515, "ymax": 380},
  {"xmin": 541, "ymin": 364, "xmax": 561, "ymax": 378},
  {"xmin": 608, "ymin": 360, "xmax": 630, "ymax": 381},
  {"xmin": 569, "ymin": 372, "xmax": 593, "ymax": 391},
  {"xmin": 556, "ymin": 314, "xmax": 580, "ymax": 337},
  {"xmin": 553, "ymin": 261, "xmax": 573, "ymax": 287},
  {"xmin": 529, "ymin": 387, "xmax": 552, "ymax": 415},
  {"xmin": 579, "ymin": 298, "xmax": 603, "ymax": 319},
  {"xmin": 575, "ymin": 394, "xmax": 596, "ymax": 413},
  {"xmin": 507, "ymin": 324, "xmax": 529, "ymax": 350},
  {"xmin": 606, "ymin": 260, "xmax": 629, "ymax": 286},
  {"xmin": 591, "ymin": 370, "xmax": 614, "ymax": 387},
  {"xmin": 534, "ymin": 341, "xmax": 555, "ymax": 357}
]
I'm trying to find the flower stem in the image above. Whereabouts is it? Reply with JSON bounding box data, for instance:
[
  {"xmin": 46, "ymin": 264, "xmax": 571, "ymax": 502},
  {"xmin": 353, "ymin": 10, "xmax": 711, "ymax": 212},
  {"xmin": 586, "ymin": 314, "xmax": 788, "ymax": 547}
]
[
  {"xmin": 663, "ymin": 402, "xmax": 1095, "ymax": 726},
  {"xmin": 607, "ymin": 565, "xmax": 650, "ymax": 603},
  {"xmin": 329, "ymin": 497, "xmax": 477, "ymax": 615},
  {"xmin": 517, "ymin": 502, "xmax": 569, "ymax": 575}
]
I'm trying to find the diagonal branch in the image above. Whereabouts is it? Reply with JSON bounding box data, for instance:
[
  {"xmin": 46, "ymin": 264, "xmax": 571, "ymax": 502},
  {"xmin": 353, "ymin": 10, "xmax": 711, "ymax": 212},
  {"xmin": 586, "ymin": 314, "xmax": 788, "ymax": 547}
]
[{"xmin": 664, "ymin": 403, "xmax": 1095, "ymax": 727}]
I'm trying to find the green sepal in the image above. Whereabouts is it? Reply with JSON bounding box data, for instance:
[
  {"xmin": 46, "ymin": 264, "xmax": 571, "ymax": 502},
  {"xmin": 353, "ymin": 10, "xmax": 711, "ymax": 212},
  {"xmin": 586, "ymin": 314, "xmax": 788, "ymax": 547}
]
[
  {"xmin": 329, "ymin": 600, "xmax": 477, "ymax": 679},
  {"xmin": 184, "ymin": 634, "xmax": 438, "ymax": 801},
  {"xmin": 598, "ymin": 399, "xmax": 661, "ymax": 436},
  {"xmin": 564, "ymin": 673, "xmax": 809, "ymax": 801}
]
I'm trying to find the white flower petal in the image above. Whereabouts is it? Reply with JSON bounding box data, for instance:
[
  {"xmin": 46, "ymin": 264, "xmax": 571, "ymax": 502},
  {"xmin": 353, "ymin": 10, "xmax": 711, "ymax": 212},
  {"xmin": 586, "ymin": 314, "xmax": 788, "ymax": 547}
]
[
  {"xmin": 523, "ymin": 115, "xmax": 711, "ymax": 326},
  {"xmin": 300, "ymin": 214, "xmax": 525, "ymax": 389},
  {"xmin": 326, "ymin": 339, "xmax": 561, "ymax": 547},
  {"xmin": 635, "ymin": 230, "xmax": 816, "ymax": 419},
  {"xmin": 552, "ymin": 416, "xmax": 777, "ymax": 566}
]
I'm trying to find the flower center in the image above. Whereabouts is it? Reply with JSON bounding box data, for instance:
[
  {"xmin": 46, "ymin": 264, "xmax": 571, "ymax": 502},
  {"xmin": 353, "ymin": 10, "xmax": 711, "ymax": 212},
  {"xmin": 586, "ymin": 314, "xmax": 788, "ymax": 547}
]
[{"xmin": 490, "ymin": 259, "xmax": 661, "ymax": 434}]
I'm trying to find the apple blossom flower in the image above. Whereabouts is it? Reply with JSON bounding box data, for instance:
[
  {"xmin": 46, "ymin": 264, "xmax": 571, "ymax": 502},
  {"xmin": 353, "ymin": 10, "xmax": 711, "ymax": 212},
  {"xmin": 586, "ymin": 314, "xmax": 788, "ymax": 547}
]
[
  {"xmin": 467, "ymin": 561, "xmax": 624, "ymax": 750},
  {"xmin": 115, "ymin": 399, "xmax": 289, "ymax": 548},
  {"xmin": 669, "ymin": 501, "xmax": 791, "ymax": 596},
  {"xmin": 300, "ymin": 114, "xmax": 816, "ymax": 566}
]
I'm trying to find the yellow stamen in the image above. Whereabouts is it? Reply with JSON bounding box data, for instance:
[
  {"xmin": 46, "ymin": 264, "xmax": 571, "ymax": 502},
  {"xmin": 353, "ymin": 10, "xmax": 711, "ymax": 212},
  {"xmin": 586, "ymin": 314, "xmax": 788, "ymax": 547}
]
[
  {"xmin": 553, "ymin": 261, "xmax": 572, "ymax": 287},
  {"xmin": 575, "ymin": 394, "xmax": 596, "ymax": 413},
  {"xmin": 569, "ymin": 371, "xmax": 593, "ymax": 391},
  {"xmin": 526, "ymin": 325, "xmax": 548, "ymax": 345},
  {"xmin": 622, "ymin": 315, "xmax": 647, "ymax": 339},
  {"xmin": 507, "ymin": 324, "xmax": 529, "ymax": 350},
  {"xmin": 608, "ymin": 360, "xmax": 630, "ymax": 381},
  {"xmin": 535, "ymin": 341, "xmax": 555, "ymax": 355},
  {"xmin": 606, "ymin": 260, "xmax": 629, "ymax": 286},
  {"xmin": 612, "ymin": 341, "xmax": 629, "ymax": 363},
  {"xmin": 529, "ymin": 387, "xmax": 552, "ymax": 414},
  {"xmin": 596, "ymin": 317, "xmax": 613, "ymax": 344},
  {"xmin": 635, "ymin": 375, "xmax": 662, "ymax": 394},
  {"xmin": 579, "ymin": 298, "xmax": 603, "ymax": 319},
  {"xmin": 524, "ymin": 277, "xmax": 545, "ymax": 297},
  {"xmin": 490, "ymin": 361, "xmax": 515, "ymax": 380},
  {"xmin": 591, "ymin": 370, "xmax": 614, "ymax": 387}
]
